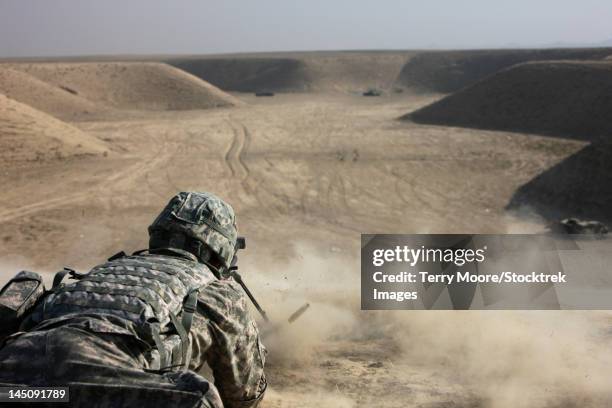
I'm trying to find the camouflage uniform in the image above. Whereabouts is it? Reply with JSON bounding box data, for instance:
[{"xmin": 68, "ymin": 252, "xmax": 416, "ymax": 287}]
[{"xmin": 0, "ymin": 192, "xmax": 266, "ymax": 408}]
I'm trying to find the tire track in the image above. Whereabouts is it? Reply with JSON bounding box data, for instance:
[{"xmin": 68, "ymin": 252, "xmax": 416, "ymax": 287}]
[
  {"xmin": 223, "ymin": 122, "xmax": 238, "ymax": 177},
  {"xmin": 224, "ymin": 120, "xmax": 249, "ymax": 180},
  {"xmin": 226, "ymin": 120, "xmax": 292, "ymax": 214},
  {"xmin": 239, "ymin": 124, "xmax": 251, "ymax": 179},
  {"xmin": 0, "ymin": 130, "xmax": 175, "ymax": 224},
  {"xmin": 0, "ymin": 158, "xmax": 156, "ymax": 223}
]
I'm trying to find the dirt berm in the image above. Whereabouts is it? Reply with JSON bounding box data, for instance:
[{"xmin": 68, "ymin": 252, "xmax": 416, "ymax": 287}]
[
  {"xmin": 507, "ymin": 142, "xmax": 612, "ymax": 222},
  {"xmin": 0, "ymin": 67, "xmax": 107, "ymax": 120},
  {"xmin": 168, "ymin": 52, "xmax": 411, "ymax": 93},
  {"xmin": 406, "ymin": 60, "xmax": 612, "ymax": 142},
  {"xmin": 0, "ymin": 93, "xmax": 108, "ymax": 165},
  {"xmin": 6, "ymin": 62, "xmax": 240, "ymax": 111},
  {"xmin": 170, "ymin": 57, "xmax": 311, "ymax": 93},
  {"xmin": 395, "ymin": 48, "xmax": 612, "ymax": 93}
]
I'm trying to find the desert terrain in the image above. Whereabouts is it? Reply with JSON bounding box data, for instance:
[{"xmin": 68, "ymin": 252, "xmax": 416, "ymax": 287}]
[{"xmin": 1, "ymin": 50, "xmax": 611, "ymax": 407}]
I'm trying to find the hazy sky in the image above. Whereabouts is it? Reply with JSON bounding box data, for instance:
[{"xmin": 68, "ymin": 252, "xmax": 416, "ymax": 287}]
[{"xmin": 1, "ymin": 0, "xmax": 612, "ymax": 57}]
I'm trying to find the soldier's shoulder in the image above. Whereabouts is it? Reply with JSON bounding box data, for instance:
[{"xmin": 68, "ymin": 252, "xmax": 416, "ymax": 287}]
[
  {"xmin": 203, "ymin": 277, "xmax": 243, "ymax": 294},
  {"xmin": 199, "ymin": 279, "xmax": 246, "ymax": 305},
  {"xmin": 197, "ymin": 279, "xmax": 251, "ymax": 325},
  {"xmin": 100, "ymin": 251, "xmax": 210, "ymax": 272}
]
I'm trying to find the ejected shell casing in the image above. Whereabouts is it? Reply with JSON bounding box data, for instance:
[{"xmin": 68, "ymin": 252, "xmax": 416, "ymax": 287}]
[{"xmin": 288, "ymin": 303, "xmax": 310, "ymax": 324}]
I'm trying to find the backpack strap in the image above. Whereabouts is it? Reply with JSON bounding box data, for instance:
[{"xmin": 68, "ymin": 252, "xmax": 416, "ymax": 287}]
[
  {"xmin": 181, "ymin": 288, "xmax": 199, "ymax": 333},
  {"xmin": 51, "ymin": 267, "xmax": 88, "ymax": 290},
  {"xmin": 169, "ymin": 312, "xmax": 189, "ymax": 370},
  {"xmin": 52, "ymin": 268, "xmax": 75, "ymax": 289},
  {"xmin": 151, "ymin": 326, "xmax": 169, "ymax": 370},
  {"xmin": 154, "ymin": 287, "xmax": 201, "ymax": 371},
  {"xmin": 169, "ymin": 288, "xmax": 200, "ymax": 370},
  {"xmin": 108, "ymin": 251, "xmax": 127, "ymax": 261}
]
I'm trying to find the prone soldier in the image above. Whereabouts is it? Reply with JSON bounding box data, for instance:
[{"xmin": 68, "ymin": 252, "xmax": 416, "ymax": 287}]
[{"xmin": 0, "ymin": 191, "xmax": 267, "ymax": 408}]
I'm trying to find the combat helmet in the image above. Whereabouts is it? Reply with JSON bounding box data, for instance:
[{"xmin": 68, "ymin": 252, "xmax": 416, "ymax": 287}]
[{"xmin": 148, "ymin": 192, "xmax": 238, "ymax": 268}]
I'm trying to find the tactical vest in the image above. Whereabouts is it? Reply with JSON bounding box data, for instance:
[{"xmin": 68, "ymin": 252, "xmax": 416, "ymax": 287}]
[{"xmin": 38, "ymin": 250, "xmax": 216, "ymax": 372}]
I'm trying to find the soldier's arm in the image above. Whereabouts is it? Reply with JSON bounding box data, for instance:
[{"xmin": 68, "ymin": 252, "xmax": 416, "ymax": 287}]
[{"xmin": 190, "ymin": 279, "xmax": 267, "ymax": 408}]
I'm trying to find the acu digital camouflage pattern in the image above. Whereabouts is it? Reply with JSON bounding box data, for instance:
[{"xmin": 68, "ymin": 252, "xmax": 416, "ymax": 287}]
[
  {"xmin": 190, "ymin": 279, "xmax": 267, "ymax": 407},
  {"xmin": 149, "ymin": 192, "xmax": 239, "ymax": 268},
  {"xmin": 0, "ymin": 252, "xmax": 266, "ymax": 407},
  {"xmin": 29, "ymin": 252, "xmax": 215, "ymax": 371},
  {"xmin": 0, "ymin": 314, "xmax": 223, "ymax": 408},
  {"xmin": 0, "ymin": 192, "xmax": 266, "ymax": 408},
  {"xmin": 0, "ymin": 271, "xmax": 45, "ymax": 341}
]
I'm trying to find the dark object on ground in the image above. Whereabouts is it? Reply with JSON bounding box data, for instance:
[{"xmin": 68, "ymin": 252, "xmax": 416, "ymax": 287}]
[
  {"xmin": 59, "ymin": 85, "xmax": 78, "ymax": 95},
  {"xmin": 255, "ymin": 92, "xmax": 275, "ymax": 97},
  {"xmin": 363, "ymin": 89, "xmax": 382, "ymax": 97},
  {"xmin": 559, "ymin": 218, "xmax": 609, "ymax": 235}
]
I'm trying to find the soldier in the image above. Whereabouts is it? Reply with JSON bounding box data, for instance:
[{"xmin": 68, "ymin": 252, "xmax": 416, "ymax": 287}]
[{"xmin": 0, "ymin": 192, "xmax": 267, "ymax": 408}]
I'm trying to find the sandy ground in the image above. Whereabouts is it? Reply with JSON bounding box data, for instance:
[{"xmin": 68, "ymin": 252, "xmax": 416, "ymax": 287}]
[{"xmin": 0, "ymin": 92, "xmax": 610, "ymax": 407}]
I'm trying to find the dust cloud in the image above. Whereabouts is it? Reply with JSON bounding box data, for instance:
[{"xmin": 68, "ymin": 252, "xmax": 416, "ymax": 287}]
[
  {"xmin": 502, "ymin": 206, "xmax": 549, "ymax": 234},
  {"xmin": 2, "ymin": 238, "xmax": 611, "ymax": 407},
  {"xmin": 388, "ymin": 311, "xmax": 612, "ymax": 407},
  {"xmin": 244, "ymin": 241, "xmax": 612, "ymax": 407},
  {"xmin": 244, "ymin": 243, "xmax": 360, "ymax": 365}
]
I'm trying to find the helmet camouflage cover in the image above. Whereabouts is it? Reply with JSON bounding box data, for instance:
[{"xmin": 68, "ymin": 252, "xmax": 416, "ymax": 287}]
[{"xmin": 149, "ymin": 192, "xmax": 238, "ymax": 267}]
